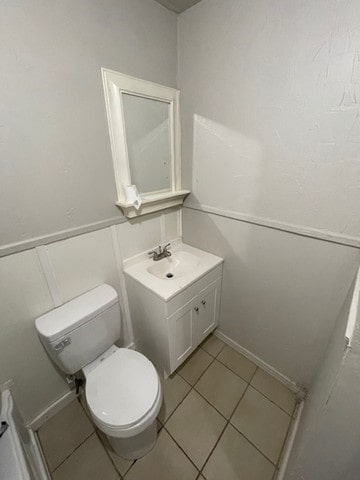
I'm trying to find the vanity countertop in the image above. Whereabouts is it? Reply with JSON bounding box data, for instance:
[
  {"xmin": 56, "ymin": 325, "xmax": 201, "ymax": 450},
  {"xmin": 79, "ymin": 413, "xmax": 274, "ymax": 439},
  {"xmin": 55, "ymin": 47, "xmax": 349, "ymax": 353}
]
[{"xmin": 123, "ymin": 239, "xmax": 223, "ymax": 301}]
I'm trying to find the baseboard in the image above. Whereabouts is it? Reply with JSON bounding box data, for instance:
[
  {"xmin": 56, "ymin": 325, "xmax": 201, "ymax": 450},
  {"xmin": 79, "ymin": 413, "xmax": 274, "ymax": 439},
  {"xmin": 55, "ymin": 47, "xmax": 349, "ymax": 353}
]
[
  {"xmin": 213, "ymin": 330, "xmax": 304, "ymax": 396},
  {"xmin": 25, "ymin": 429, "xmax": 51, "ymax": 480},
  {"xmin": 277, "ymin": 400, "xmax": 305, "ymax": 480},
  {"xmin": 29, "ymin": 389, "xmax": 77, "ymax": 431}
]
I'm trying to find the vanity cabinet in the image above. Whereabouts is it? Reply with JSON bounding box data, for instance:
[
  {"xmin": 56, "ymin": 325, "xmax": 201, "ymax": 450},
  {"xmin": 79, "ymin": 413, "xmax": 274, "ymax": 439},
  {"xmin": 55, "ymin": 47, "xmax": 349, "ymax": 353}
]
[
  {"xmin": 168, "ymin": 277, "xmax": 221, "ymax": 372},
  {"xmin": 125, "ymin": 263, "xmax": 223, "ymax": 378}
]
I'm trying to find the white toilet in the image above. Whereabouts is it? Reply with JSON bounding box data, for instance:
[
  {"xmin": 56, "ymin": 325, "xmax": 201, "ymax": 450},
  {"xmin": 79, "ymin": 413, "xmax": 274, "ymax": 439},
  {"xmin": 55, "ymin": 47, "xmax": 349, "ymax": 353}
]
[{"xmin": 35, "ymin": 284, "xmax": 162, "ymax": 460}]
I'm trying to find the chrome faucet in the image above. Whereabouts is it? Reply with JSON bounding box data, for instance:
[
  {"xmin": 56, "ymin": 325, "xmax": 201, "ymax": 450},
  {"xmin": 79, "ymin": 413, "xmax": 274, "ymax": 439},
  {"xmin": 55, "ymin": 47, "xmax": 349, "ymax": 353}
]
[{"xmin": 148, "ymin": 243, "xmax": 171, "ymax": 261}]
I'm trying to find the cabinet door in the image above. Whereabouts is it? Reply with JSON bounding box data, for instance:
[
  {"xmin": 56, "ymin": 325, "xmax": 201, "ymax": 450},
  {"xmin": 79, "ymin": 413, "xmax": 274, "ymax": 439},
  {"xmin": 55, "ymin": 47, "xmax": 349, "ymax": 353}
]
[
  {"xmin": 196, "ymin": 278, "xmax": 222, "ymax": 344},
  {"xmin": 167, "ymin": 297, "xmax": 197, "ymax": 373}
]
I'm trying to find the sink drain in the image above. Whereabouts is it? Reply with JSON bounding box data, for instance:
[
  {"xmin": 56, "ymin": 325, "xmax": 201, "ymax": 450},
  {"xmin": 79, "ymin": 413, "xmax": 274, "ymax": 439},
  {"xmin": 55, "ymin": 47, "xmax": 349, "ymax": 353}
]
[{"xmin": 166, "ymin": 273, "xmax": 174, "ymax": 278}]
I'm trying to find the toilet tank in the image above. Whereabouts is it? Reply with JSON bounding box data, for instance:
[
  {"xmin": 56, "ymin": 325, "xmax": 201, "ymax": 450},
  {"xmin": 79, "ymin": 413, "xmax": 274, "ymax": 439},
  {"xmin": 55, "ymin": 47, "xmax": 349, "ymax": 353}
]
[{"xmin": 35, "ymin": 284, "xmax": 121, "ymax": 374}]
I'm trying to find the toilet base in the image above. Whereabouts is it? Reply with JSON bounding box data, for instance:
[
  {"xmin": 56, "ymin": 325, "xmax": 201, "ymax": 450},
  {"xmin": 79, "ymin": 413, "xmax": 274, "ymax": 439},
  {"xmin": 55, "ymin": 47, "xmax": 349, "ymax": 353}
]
[{"xmin": 108, "ymin": 419, "xmax": 158, "ymax": 460}]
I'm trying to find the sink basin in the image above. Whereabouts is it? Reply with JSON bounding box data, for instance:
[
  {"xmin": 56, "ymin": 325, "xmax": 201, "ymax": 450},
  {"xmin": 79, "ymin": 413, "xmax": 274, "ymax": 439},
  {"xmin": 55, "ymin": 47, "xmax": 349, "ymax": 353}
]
[
  {"xmin": 147, "ymin": 251, "xmax": 200, "ymax": 279},
  {"xmin": 123, "ymin": 240, "xmax": 223, "ymax": 301}
]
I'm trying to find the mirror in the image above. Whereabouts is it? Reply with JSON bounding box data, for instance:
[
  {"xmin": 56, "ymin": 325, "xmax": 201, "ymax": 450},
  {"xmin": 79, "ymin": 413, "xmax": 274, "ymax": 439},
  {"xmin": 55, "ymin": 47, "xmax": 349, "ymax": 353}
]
[
  {"xmin": 102, "ymin": 68, "xmax": 189, "ymax": 218},
  {"xmin": 122, "ymin": 93, "xmax": 171, "ymax": 194}
]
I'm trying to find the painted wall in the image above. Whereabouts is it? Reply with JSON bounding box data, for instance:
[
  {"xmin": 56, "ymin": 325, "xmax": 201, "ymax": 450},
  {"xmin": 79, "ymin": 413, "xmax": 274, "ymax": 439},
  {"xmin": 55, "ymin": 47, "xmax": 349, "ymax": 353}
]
[
  {"xmin": 183, "ymin": 208, "xmax": 359, "ymax": 386},
  {"xmin": 0, "ymin": 0, "xmax": 177, "ymax": 249},
  {"xmin": 285, "ymin": 267, "xmax": 360, "ymax": 480},
  {"xmin": 178, "ymin": 0, "xmax": 360, "ymax": 238},
  {"xmin": 0, "ymin": 208, "xmax": 180, "ymax": 423},
  {"xmin": 0, "ymin": 0, "xmax": 179, "ymax": 422},
  {"xmin": 178, "ymin": 0, "xmax": 360, "ymax": 386}
]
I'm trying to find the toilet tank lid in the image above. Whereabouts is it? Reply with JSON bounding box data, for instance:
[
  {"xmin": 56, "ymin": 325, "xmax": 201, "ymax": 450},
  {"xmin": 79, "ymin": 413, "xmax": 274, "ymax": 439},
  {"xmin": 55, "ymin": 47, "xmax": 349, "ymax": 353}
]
[{"xmin": 35, "ymin": 284, "xmax": 118, "ymax": 342}]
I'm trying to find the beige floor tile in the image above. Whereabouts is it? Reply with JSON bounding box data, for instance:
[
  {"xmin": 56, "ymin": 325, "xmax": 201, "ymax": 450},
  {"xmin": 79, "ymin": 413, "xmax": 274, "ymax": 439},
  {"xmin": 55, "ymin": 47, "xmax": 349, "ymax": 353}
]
[
  {"xmin": 203, "ymin": 424, "xmax": 274, "ymax": 480},
  {"xmin": 38, "ymin": 399, "xmax": 94, "ymax": 472},
  {"xmin": 52, "ymin": 433, "xmax": 118, "ymax": 480},
  {"xmin": 251, "ymin": 369, "xmax": 296, "ymax": 415},
  {"xmin": 158, "ymin": 373, "xmax": 191, "ymax": 424},
  {"xmin": 97, "ymin": 429, "xmax": 134, "ymax": 476},
  {"xmin": 231, "ymin": 386, "xmax": 291, "ymax": 464},
  {"xmin": 217, "ymin": 346, "xmax": 257, "ymax": 381},
  {"xmin": 201, "ymin": 335, "xmax": 225, "ymax": 357},
  {"xmin": 195, "ymin": 360, "xmax": 247, "ymax": 418},
  {"xmin": 177, "ymin": 348, "xmax": 213, "ymax": 385},
  {"xmin": 166, "ymin": 390, "xmax": 226, "ymax": 469},
  {"xmin": 125, "ymin": 429, "xmax": 198, "ymax": 480}
]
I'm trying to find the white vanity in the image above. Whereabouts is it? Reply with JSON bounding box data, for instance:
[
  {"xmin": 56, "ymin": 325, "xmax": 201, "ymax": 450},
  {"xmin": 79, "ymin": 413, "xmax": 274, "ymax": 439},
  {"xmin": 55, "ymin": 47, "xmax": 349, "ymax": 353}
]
[{"xmin": 123, "ymin": 240, "xmax": 223, "ymax": 377}]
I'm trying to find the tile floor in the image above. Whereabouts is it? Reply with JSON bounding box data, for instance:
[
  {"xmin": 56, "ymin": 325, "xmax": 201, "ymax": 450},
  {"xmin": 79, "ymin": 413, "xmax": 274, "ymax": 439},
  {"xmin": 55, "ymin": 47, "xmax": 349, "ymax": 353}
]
[{"xmin": 37, "ymin": 335, "xmax": 298, "ymax": 480}]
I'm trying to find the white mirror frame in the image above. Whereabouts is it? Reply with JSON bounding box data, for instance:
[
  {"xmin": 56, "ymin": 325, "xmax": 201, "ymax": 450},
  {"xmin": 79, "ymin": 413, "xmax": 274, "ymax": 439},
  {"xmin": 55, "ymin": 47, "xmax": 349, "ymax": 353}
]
[{"xmin": 102, "ymin": 68, "xmax": 190, "ymax": 218}]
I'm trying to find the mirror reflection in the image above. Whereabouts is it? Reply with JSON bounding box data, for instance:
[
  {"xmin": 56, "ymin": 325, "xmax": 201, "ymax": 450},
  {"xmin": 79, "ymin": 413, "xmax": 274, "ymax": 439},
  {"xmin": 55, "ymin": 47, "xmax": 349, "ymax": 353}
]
[{"xmin": 122, "ymin": 93, "xmax": 171, "ymax": 194}]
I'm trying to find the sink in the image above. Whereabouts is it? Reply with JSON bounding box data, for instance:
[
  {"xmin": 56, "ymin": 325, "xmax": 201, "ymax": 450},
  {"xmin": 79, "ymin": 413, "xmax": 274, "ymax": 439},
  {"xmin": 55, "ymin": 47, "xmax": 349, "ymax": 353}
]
[
  {"xmin": 123, "ymin": 240, "xmax": 223, "ymax": 301},
  {"xmin": 147, "ymin": 251, "xmax": 200, "ymax": 279}
]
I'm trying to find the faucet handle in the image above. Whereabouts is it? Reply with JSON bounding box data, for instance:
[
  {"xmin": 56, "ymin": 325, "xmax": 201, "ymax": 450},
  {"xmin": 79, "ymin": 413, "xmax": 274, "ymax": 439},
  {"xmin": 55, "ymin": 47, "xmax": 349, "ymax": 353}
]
[{"xmin": 163, "ymin": 243, "xmax": 171, "ymax": 256}]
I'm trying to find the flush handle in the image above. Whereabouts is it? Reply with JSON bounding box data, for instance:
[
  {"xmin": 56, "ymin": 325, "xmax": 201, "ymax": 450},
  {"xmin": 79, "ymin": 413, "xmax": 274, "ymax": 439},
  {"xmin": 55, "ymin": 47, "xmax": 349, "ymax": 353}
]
[
  {"xmin": 54, "ymin": 337, "xmax": 71, "ymax": 355},
  {"xmin": 201, "ymin": 300, "xmax": 206, "ymax": 306},
  {"xmin": 194, "ymin": 306, "xmax": 199, "ymax": 313}
]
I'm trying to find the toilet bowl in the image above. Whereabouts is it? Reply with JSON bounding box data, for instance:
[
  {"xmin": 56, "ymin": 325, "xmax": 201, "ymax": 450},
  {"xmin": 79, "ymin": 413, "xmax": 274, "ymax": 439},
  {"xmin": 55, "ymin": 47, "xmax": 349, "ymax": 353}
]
[
  {"xmin": 35, "ymin": 284, "xmax": 162, "ymax": 460},
  {"xmin": 83, "ymin": 345, "xmax": 162, "ymax": 459}
]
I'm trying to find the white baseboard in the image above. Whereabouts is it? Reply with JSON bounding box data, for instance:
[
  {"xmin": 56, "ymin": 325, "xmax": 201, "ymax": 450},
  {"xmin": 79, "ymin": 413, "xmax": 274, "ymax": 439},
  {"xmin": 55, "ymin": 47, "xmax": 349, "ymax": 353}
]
[
  {"xmin": 213, "ymin": 330, "xmax": 305, "ymax": 396},
  {"xmin": 277, "ymin": 400, "xmax": 305, "ymax": 480},
  {"xmin": 29, "ymin": 389, "xmax": 77, "ymax": 431},
  {"xmin": 26, "ymin": 429, "xmax": 51, "ymax": 480}
]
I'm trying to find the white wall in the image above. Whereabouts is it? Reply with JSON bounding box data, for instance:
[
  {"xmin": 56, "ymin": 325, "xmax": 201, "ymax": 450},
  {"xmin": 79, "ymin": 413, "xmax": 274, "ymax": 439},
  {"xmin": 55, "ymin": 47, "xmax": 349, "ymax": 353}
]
[
  {"xmin": 178, "ymin": 0, "xmax": 360, "ymax": 237},
  {"xmin": 0, "ymin": 208, "xmax": 181, "ymax": 423},
  {"xmin": 178, "ymin": 0, "xmax": 360, "ymax": 386},
  {"xmin": 0, "ymin": 0, "xmax": 179, "ymax": 423},
  {"xmin": 285, "ymin": 268, "xmax": 360, "ymax": 480},
  {"xmin": 183, "ymin": 208, "xmax": 359, "ymax": 386},
  {"xmin": 0, "ymin": 0, "xmax": 177, "ymax": 249}
]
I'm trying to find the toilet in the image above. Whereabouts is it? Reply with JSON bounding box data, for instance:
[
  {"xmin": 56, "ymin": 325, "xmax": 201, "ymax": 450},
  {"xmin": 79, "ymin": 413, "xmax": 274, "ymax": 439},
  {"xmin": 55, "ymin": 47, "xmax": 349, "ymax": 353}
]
[{"xmin": 35, "ymin": 284, "xmax": 162, "ymax": 460}]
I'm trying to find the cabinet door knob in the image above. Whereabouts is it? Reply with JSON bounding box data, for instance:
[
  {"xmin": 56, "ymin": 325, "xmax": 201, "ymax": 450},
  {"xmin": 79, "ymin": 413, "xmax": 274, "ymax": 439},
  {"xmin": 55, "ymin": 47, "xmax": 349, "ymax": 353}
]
[
  {"xmin": 201, "ymin": 300, "xmax": 206, "ymax": 306},
  {"xmin": 194, "ymin": 306, "xmax": 199, "ymax": 313}
]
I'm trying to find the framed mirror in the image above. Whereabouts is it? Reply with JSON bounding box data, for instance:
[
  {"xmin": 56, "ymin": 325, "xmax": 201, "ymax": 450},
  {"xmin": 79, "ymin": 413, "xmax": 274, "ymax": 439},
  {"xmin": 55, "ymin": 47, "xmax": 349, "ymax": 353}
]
[{"xmin": 102, "ymin": 68, "xmax": 189, "ymax": 218}]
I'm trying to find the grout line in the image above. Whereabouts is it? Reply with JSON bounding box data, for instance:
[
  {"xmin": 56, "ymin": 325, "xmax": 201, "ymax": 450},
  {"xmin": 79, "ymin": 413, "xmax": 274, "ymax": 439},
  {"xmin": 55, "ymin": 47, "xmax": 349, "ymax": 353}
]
[
  {"xmin": 93, "ymin": 428, "xmax": 123, "ymax": 479},
  {"xmin": 216, "ymin": 355, "xmax": 257, "ymax": 384},
  {"xmin": 79, "ymin": 397, "xmax": 134, "ymax": 479},
  {"xmin": 247, "ymin": 383, "xmax": 295, "ymax": 418},
  {"xmin": 163, "ymin": 355, "xmax": 258, "ymax": 475},
  {"xmin": 172, "ymin": 346, "xmax": 293, "ymax": 459},
  {"xmin": 229, "ymin": 423, "xmax": 279, "ymax": 468},
  {"xmin": 176, "ymin": 349, "xmax": 217, "ymax": 388},
  {"xmin": 163, "ymin": 425, "xmax": 201, "ymax": 473},
  {"xmin": 200, "ymin": 343, "xmax": 226, "ymax": 359},
  {"xmin": 198, "ymin": 379, "xmax": 253, "ymax": 475},
  {"xmin": 210, "ymin": 342, "xmax": 296, "ymax": 417},
  {"xmin": 182, "ymin": 345, "xmax": 295, "ymax": 419},
  {"xmin": 50, "ymin": 431, "xmax": 95, "ymax": 474},
  {"xmin": 159, "ymin": 381, "xmax": 194, "ymax": 426}
]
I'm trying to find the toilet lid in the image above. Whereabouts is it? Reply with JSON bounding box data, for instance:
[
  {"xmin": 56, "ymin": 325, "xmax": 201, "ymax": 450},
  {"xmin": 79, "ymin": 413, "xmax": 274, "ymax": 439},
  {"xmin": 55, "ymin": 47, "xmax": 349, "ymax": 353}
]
[{"xmin": 85, "ymin": 348, "xmax": 159, "ymax": 429}]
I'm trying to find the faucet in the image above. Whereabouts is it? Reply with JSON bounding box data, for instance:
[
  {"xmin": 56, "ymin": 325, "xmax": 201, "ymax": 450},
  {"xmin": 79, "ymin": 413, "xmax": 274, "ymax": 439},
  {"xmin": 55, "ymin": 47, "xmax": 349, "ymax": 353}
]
[{"xmin": 148, "ymin": 243, "xmax": 172, "ymax": 261}]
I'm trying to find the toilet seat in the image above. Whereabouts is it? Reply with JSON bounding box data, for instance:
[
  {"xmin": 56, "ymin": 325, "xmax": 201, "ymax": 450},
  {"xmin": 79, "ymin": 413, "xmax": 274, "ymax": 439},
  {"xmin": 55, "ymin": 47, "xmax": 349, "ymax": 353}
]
[{"xmin": 84, "ymin": 348, "xmax": 162, "ymax": 438}]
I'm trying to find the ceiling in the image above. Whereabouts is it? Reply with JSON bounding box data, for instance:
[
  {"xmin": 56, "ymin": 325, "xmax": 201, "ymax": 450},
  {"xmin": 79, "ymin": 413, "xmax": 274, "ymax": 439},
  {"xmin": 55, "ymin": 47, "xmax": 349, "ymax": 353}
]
[{"xmin": 155, "ymin": 0, "xmax": 203, "ymax": 14}]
